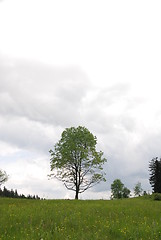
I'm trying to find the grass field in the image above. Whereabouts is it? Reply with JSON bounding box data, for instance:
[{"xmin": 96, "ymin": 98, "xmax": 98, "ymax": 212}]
[{"xmin": 0, "ymin": 197, "xmax": 161, "ymax": 240}]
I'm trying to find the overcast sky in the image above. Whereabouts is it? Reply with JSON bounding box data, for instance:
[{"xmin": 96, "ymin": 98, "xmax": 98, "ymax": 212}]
[{"xmin": 0, "ymin": 0, "xmax": 161, "ymax": 199}]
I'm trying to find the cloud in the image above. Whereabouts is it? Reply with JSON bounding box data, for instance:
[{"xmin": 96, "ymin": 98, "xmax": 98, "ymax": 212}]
[
  {"xmin": 0, "ymin": 57, "xmax": 89, "ymax": 125},
  {"xmin": 0, "ymin": 56, "xmax": 90, "ymax": 152}
]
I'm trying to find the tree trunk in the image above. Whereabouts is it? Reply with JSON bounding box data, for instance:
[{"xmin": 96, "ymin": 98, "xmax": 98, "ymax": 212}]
[
  {"xmin": 75, "ymin": 166, "xmax": 79, "ymax": 199},
  {"xmin": 75, "ymin": 190, "xmax": 79, "ymax": 199}
]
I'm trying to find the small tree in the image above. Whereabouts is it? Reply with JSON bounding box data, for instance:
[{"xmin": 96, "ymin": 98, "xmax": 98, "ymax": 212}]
[
  {"xmin": 111, "ymin": 179, "xmax": 130, "ymax": 199},
  {"xmin": 0, "ymin": 169, "xmax": 8, "ymax": 187},
  {"xmin": 111, "ymin": 179, "xmax": 124, "ymax": 199},
  {"xmin": 134, "ymin": 182, "xmax": 143, "ymax": 197},
  {"xmin": 122, "ymin": 187, "xmax": 131, "ymax": 198},
  {"xmin": 49, "ymin": 126, "xmax": 107, "ymax": 199}
]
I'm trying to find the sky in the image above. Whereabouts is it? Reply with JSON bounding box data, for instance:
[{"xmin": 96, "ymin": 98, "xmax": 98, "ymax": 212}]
[{"xmin": 0, "ymin": 0, "xmax": 161, "ymax": 199}]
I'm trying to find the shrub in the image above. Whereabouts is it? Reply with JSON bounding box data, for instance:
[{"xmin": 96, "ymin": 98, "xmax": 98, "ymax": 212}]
[{"xmin": 153, "ymin": 193, "xmax": 161, "ymax": 201}]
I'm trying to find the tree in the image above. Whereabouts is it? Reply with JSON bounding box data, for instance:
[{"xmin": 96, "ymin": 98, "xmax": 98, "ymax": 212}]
[
  {"xmin": 134, "ymin": 182, "xmax": 143, "ymax": 197},
  {"xmin": 111, "ymin": 179, "xmax": 124, "ymax": 199},
  {"xmin": 111, "ymin": 179, "xmax": 130, "ymax": 199},
  {"xmin": 49, "ymin": 126, "xmax": 107, "ymax": 199},
  {"xmin": 149, "ymin": 157, "xmax": 161, "ymax": 193},
  {"xmin": 0, "ymin": 169, "xmax": 8, "ymax": 187},
  {"xmin": 122, "ymin": 187, "xmax": 131, "ymax": 198}
]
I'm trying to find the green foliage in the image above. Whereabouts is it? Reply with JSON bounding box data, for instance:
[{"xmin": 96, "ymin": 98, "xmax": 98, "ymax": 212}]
[
  {"xmin": 134, "ymin": 182, "xmax": 143, "ymax": 197},
  {"xmin": 49, "ymin": 126, "xmax": 107, "ymax": 199},
  {"xmin": 122, "ymin": 187, "xmax": 131, "ymax": 198},
  {"xmin": 149, "ymin": 157, "xmax": 161, "ymax": 193},
  {"xmin": 111, "ymin": 179, "xmax": 130, "ymax": 199},
  {"xmin": 0, "ymin": 198, "xmax": 161, "ymax": 239},
  {"xmin": 0, "ymin": 169, "xmax": 8, "ymax": 186},
  {"xmin": 111, "ymin": 179, "xmax": 124, "ymax": 199},
  {"xmin": 153, "ymin": 193, "xmax": 161, "ymax": 201}
]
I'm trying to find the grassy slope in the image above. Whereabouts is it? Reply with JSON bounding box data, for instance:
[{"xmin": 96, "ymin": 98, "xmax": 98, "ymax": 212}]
[{"xmin": 0, "ymin": 197, "xmax": 161, "ymax": 240}]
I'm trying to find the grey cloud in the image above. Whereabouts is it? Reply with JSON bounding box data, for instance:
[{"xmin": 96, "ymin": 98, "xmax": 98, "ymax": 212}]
[
  {"xmin": 0, "ymin": 57, "xmax": 89, "ymax": 126},
  {"xmin": 137, "ymin": 131, "xmax": 161, "ymax": 162},
  {"xmin": 93, "ymin": 83, "xmax": 131, "ymax": 108},
  {"xmin": 79, "ymin": 82, "xmax": 152, "ymax": 191},
  {"xmin": 82, "ymin": 82, "xmax": 146, "ymax": 137},
  {"xmin": 0, "ymin": 57, "xmax": 90, "ymax": 152},
  {"xmin": 0, "ymin": 116, "xmax": 54, "ymax": 153},
  {"xmin": 82, "ymin": 84, "xmax": 130, "ymax": 128}
]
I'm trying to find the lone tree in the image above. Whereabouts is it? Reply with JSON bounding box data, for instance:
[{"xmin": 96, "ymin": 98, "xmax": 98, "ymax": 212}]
[
  {"xmin": 49, "ymin": 126, "xmax": 107, "ymax": 199},
  {"xmin": 0, "ymin": 169, "xmax": 8, "ymax": 187},
  {"xmin": 149, "ymin": 157, "xmax": 161, "ymax": 193},
  {"xmin": 111, "ymin": 179, "xmax": 130, "ymax": 199},
  {"xmin": 134, "ymin": 182, "xmax": 143, "ymax": 197}
]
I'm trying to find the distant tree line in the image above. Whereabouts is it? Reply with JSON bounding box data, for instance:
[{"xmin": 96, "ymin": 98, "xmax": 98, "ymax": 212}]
[{"xmin": 0, "ymin": 186, "xmax": 41, "ymax": 200}]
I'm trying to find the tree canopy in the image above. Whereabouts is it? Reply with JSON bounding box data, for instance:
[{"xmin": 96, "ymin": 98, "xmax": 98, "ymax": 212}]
[
  {"xmin": 49, "ymin": 126, "xmax": 107, "ymax": 199},
  {"xmin": 134, "ymin": 182, "xmax": 143, "ymax": 197},
  {"xmin": 111, "ymin": 179, "xmax": 130, "ymax": 199}
]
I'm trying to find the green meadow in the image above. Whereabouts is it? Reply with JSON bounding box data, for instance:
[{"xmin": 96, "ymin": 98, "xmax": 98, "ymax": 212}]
[{"xmin": 0, "ymin": 197, "xmax": 161, "ymax": 240}]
